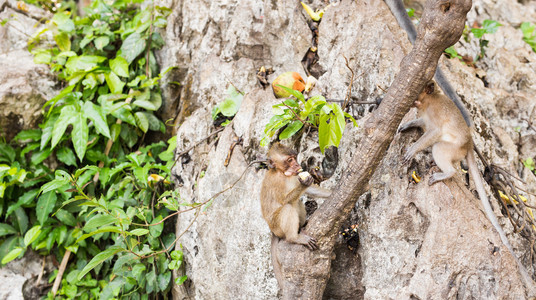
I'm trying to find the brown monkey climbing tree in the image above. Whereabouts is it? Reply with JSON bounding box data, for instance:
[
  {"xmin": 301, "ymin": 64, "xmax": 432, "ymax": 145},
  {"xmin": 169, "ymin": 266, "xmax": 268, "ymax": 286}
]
[{"xmin": 272, "ymin": 0, "xmax": 473, "ymax": 298}]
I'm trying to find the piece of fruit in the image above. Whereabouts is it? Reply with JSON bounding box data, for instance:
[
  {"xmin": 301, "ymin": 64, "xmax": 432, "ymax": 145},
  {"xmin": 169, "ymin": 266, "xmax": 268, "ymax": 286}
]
[
  {"xmin": 272, "ymin": 72, "xmax": 305, "ymax": 98},
  {"xmin": 298, "ymin": 171, "xmax": 311, "ymax": 181}
]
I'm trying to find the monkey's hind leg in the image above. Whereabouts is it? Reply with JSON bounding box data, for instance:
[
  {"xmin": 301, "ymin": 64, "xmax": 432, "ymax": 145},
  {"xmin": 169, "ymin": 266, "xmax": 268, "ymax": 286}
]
[
  {"xmin": 279, "ymin": 204, "xmax": 318, "ymax": 250},
  {"xmin": 429, "ymin": 142, "xmax": 459, "ymax": 185}
]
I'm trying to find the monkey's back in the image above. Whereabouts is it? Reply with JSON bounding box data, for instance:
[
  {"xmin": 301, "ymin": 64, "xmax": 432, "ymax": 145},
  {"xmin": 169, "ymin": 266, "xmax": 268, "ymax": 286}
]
[{"xmin": 423, "ymin": 93, "xmax": 472, "ymax": 150}]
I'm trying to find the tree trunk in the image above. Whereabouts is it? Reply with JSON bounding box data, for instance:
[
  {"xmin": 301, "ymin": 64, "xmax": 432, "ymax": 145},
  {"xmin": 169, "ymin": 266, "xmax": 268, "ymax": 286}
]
[{"xmin": 273, "ymin": 0, "xmax": 473, "ymax": 298}]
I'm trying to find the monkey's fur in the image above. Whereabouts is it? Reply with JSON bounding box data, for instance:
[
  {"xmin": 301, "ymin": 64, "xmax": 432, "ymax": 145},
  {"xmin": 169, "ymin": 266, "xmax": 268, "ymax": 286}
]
[
  {"xmin": 261, "ymin": 143, "xmax": 330, "ymax": 250},
  {"xmin": 399, "ymin": 81, "xmax": 535, "ymax": 292}
]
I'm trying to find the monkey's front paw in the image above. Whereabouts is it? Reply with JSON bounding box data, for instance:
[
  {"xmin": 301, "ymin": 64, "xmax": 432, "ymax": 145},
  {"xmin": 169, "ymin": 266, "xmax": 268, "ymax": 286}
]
[
  {"xmin": 298, "ymin": 172, "xmax": 313, "ymax": 186},
  {"xmin": 306, "ymin": 236, "xmax": 318, "ymax": 251},
  {"xmin": 403, "ymin": 150, "xmax": 414, "ymax": 164}
]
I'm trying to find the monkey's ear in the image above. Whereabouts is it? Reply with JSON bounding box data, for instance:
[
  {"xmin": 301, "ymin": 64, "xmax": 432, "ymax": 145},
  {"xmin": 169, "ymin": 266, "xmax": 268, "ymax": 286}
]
[
  {"xmin": 424, "ymin": 81, "xmax": 435, "ymax": 94},
  {"xmin": 267, "ymin": 158, "xmax": 275, "ymax": 169}
]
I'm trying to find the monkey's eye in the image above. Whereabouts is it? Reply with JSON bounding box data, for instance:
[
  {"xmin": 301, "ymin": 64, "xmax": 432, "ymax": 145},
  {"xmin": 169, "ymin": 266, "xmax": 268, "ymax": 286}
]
[{"xmin": 287, "ymin": 157, "xmax": 293, "ymax": 163}]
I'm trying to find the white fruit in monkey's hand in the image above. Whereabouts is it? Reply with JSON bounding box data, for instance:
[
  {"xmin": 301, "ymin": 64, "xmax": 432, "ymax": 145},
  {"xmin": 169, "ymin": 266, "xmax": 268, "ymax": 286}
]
[{"xmin": 298, "ymin": 171, "xmax": 313, "ymax": 186}]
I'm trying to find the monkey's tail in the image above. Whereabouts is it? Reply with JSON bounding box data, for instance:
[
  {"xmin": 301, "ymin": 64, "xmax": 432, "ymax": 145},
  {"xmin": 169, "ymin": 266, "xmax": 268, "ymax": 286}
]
[
  {"xmin": 467, "ymin": 150, "xmax": 536, "ymax": 293},
  {"xmin": 271, "ymin": 234, "xmax": 284, "ymax": 290}
]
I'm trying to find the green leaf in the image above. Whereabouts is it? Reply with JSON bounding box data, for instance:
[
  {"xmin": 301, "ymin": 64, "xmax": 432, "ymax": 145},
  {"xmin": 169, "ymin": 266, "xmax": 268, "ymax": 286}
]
[
  {"xmin": 30, "ymin": 148, "xmax": 53, "ymax": 165},
  {"xmin": 143, "ymin": 112, "xmax": 162, "ymax": 131},
  {"xmin": 471, "ymin": 19, "xmax": 501, "ymax": 38},
  {"xmin": 51, "ymin": 105, "xmax": 77, "ymax": 149},
  {"xmin": 132, "ymin": 264, "xmax": 146, "ymax": 279},
  {"xmin": 23, "ymin": 225, "xmax": 41, "ymax": 247},
  {"xmin": 482, "ymin": 19, "xmax": 502, "ymax": 34},
  {"xmin": 0, "ymin": 144, "xmax": 15, "ymax": 163},
  {"xmin": 52, "ymin": 12, "xmax": 75, "ymax": 32},
  {"xmin": 130, "ymin": 228, "xmax": 149, "ymax": 236},
  {"xmin": 83, "ymin": 102, "xmax": 111, "ymax": 138},
  {"xmin": 0, "ymin": 224, "xmax": 17, "ymax": 237},
  {"xmin": 175, "ymin": 275, "xmax": 187, "ymax": 285},
  {"xmin": 150, "ymin": 93, "xmax": 162, "ymax": 110},
  {"xmin": 112, "ymin": 107, "xmax": 137, "ymax": 126},
  {"xmin": 220, "ymin": 99, "xmax": 239, "ymax": 117},
  {"xmin": 146, "ymin": 270, "xmax": 157, "ymax": 293},
  {"xmin": 76, "ymin": 226, "xmax": 122, "ymax": 243},
  {"xmin": 524, "ymin": 157, "xmax": 535, "ymax": 171},
  {"xmin": 43, "ymin": 85, "xmax": 74, "ymax": 117},
  {"xmin": 56, "ymin": 147, "xmax": 77, "ymax": 166},
  {"xmin": 134, "ymin": 112, "xmax": 149, "ymax": 133},
  {"xmin": 275, "ymin": 84, "xmax": 305, "ymax": 103},
  {"xmin": 55, "ymin": 209, "xmax": 77, "ymax": 227},
  {"xmin": 120, "ymin": 32, "xmax": 146, "ymax": 63},
  {"xmin": 1, "ymin": 247, "xmax": 23, "ymax": 264},
  {"xmin": 71, "ymin": 113, "xmax": 88, "ymax": 161},
  {"xmin": 132, "ymin": 100, "xmax": 157, "ymax": 111},
  {"xmin": 94, "ymin": 36, "xmax": 110, "ymax": 50},
  {"xmin": 40, "ymin": 177, "xmax": 70, "ymax": 195},
  {"xmin": 444, "ymin": 46, "xmax": 462, "ymax": 60},
  {"xmin": 110, "ymin": 56, "xmax": 129, "ymax": 77},
  {"xmin": 65, "ymin": 55, "xmax": 106, "ymax": 73},
  {"xmin": 14, "ymin": 129, "xmax": 41, "ymax": 142},
  {"xmin": 279, "ymin": 121, "xmax": 304, "ymax": 140},
  {"xmin": 158, "ymin": 271, "xmax": 172, "ymax": 291},
  {"xmin": 6, "ymin": 189, "xmax": 39, "ymax": 217},
  {"xmin": 105, "ymin": 72, "xmax": 125, "ymax": 94},
  {"xmin": 170, "ymin": 250, "xmax": 183, "ymax": 261},
  {"xmin": 111, "ymin": 123, "xmax": 121, "ymax": 142},
  {"xmin": 77, "ymin": 246, "xmax": 126, "ymax": 280},
  {"xmin": 33, "ymin": 49, "xmax": 52, "ymax": 64},
  {"xmin": 13, "ymin": 207, "xmax": 28, "ymax": 234},
  {"xmin": 54, "ymin": 33, "xmax": 71, "ymax": 51},
  {"xmin": 36, "ymin": 191, "xmax": 57, "ymax": 225},
  {"xmin": 149, "ymin": 216, "xmax": 164, "ymax": 238},
  {"xmin": 521, "ymin": 22, "xmax": 535, "ymax": 39},
  {"xmin": 84, "ymin": 215, "xmax": 117, "ymax": 231}
]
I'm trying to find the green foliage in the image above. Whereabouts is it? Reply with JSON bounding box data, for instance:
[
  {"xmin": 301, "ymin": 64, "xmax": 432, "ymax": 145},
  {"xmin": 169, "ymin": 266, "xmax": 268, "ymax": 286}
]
[
  {"xmin": 23, "ymin": 0, "xmax": 77, "ymax": 13},
  {"xmin": 406, "ymin": 8, "xmax": 415, "ymax": 18},
  {"xmin": 524, "ymin": 157, "xmax": 535, "ymax": 172},
  {"xmin": 212, "ymin": 86, "xmax": 244, "ymax": 126},
  {"xmin": 1, "ymin": 1, "xmax": 186, "ymax": 298},
  {"xmin": 521, "ymin": 22, "xmax": 536, "ymax": 52},
  {"xmin": 471, "ymin": 20, "xmax": 502, "ymax": 39},
  {"xmin": 444, "ymin": 46, "xmax": 462, "ymax": 60},
  {"xmin": 470, "ymin": 19, "xmax": 502, "ymax": 61},
  {"xmin": 261, "ymin": 85, "xmax": 357, "ymax": 154}
]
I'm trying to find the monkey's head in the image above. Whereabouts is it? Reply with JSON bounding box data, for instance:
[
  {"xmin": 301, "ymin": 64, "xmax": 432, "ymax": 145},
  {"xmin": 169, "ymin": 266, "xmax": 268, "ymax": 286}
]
[
  {"xmin": 416, "ymin": 81, "xmax": 437, "ymax": 107},
  {"xmin": 267, "ymin": 142, "xmax": 302, "ymax": 177}
]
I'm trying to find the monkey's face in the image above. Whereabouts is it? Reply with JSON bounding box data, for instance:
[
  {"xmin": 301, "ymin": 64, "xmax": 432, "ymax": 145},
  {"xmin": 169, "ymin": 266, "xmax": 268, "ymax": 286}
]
[{"xmin": 281, "ymin": 155, "xmax": 301, "ymax": 177}]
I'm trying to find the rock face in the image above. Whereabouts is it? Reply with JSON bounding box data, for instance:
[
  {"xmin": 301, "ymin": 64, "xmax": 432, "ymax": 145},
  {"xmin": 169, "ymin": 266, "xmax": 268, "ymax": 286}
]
[
  {"xmin": 1, "ymin": 0, "xmax": 533, "ymax": 298},
  {"xmin": 0, "ymin": 0, "xmax": 57, "ymax": 141},
  {"xmin": 160, "ymin": 0, "xmax": 536, "ymax": 298}
]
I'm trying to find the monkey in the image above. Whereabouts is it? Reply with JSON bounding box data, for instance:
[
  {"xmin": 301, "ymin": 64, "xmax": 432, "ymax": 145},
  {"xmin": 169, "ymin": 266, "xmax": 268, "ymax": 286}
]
[
  {"xmin": 383, "ymin": 0, "xmax": 473, "ymax": 127},
  {"xmin": 260, "ymin": 142, "xmax": 331, "ymax": 250},
  {"xmin": 398, "ymin": 81, "xmax": 536, "ymax": 292}
]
